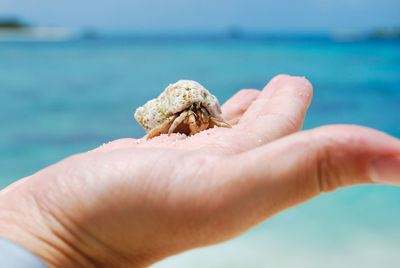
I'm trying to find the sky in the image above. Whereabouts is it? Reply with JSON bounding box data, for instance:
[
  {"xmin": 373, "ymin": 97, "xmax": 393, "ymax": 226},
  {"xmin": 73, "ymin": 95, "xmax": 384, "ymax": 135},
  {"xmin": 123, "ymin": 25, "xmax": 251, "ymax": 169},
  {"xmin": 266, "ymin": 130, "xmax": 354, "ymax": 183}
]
[{"xmin": 0, "ymin": 0, "xmax": 399, "ymax": 32}]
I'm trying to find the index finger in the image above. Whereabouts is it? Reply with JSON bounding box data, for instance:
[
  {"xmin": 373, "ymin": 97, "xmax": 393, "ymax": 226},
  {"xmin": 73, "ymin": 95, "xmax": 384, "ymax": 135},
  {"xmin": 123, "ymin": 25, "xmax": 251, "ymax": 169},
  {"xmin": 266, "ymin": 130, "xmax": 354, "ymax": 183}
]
[
  {"xmin": 221, "ymin": 89, "xmax": 260, "ymax": 125},
  {"xmin": 238, "ymin": 75, "xmax": 313, "ymax": 144}
]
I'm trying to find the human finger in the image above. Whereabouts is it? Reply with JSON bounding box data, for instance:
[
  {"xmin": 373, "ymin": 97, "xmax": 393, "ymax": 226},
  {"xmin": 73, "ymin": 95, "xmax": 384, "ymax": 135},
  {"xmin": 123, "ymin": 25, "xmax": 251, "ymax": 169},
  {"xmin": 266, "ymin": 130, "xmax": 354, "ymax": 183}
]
[
  {"xmin": 238, "ymin": 74, "xmax": 313, "ymax": 144},
  {"xmin": 221, "ymin": 89, "xmax": 260, "ymax": 125},
  {"xmin": 212, "ymin": 125, "xmax": 400, "ymax": 233}
]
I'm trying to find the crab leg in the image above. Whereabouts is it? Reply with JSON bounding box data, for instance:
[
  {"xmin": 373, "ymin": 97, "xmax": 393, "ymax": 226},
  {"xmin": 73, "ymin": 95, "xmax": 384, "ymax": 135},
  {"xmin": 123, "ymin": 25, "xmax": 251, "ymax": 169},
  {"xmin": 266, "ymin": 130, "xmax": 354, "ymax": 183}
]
[
  {"xmin": 168, "ymin": 111, "xmax": 188, "ymax": 134},
  {"xmin": 187, "ymin": 110, "xmax": 199, "ymax": 135},
  {"xmin": 146, "ymin": 114, "xmax": 178, "ymax": 139},
  {"xmin": 197, "ymin": 107, "xmax": 210, "ymax": 132},
  {"xmin": 209, "ymin": 117, "xmax": 231, "ymax": 128},
  {"xmin": 199, "ymin": 107, "xmax": 209, "ymax": 122}
]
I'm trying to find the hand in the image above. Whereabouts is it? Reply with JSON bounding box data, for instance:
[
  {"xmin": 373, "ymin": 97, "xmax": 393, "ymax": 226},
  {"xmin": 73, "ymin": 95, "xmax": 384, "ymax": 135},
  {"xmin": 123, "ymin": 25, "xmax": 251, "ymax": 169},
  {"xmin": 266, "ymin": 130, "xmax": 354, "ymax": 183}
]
[{"xmin": 1, "ymin": 75, "xmax": 399, "ymax": 267}]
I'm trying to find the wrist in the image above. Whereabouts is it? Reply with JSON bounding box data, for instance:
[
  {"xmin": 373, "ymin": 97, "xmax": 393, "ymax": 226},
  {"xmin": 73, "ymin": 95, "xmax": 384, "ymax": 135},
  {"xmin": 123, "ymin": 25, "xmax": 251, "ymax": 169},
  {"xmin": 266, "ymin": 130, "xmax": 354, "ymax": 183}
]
[
  {"xmin": 0, "ymin": 179, "xmax": 94, "ymax": 267},
  {"xmin": 0, "ymin": 220, "xmax": 62, "ymax": 267},
  {"xmin": 0, "ymin": 174, "xmax": 156, "ymax": 267}
]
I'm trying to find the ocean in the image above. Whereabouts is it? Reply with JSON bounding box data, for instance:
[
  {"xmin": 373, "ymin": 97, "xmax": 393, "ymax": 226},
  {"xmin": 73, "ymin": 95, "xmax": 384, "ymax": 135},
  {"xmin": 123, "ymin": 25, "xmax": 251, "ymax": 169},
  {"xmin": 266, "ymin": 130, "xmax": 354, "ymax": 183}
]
[{"xmin": 1, "ymin": 38, "xmax": 399, "ymax": 267}]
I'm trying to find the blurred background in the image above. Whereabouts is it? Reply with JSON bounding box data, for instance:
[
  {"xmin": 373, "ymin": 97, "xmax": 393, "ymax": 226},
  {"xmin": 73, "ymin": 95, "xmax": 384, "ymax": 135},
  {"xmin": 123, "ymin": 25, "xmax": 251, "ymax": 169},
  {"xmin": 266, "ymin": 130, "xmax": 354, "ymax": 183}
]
[{"xmin": 1, "ymin": 0, "xmax": 399, "ymax": 267}]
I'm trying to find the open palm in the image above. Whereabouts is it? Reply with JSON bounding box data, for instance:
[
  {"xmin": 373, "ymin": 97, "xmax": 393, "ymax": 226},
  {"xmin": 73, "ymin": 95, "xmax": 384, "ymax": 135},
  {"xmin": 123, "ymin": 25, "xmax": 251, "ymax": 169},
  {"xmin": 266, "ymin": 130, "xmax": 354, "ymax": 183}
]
[{"xmin": 1, "ymin": 75, "xmax": 399, "ymax": 267}]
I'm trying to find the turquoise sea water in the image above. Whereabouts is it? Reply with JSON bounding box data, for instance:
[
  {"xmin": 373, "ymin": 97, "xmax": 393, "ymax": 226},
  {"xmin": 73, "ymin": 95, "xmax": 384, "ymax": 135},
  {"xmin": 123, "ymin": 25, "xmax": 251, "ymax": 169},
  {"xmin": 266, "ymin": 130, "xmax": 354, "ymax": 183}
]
[{"xmin": 1, "ymin": 38, "xmax": 400, "ymax": 267}]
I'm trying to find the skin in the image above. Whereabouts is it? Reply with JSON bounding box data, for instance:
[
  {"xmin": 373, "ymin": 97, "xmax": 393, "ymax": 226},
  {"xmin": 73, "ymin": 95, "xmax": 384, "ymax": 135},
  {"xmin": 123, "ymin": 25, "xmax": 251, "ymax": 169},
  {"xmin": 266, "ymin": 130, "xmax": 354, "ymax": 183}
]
[{"xmin": 0, "ymin": 74, "xmax": 400, "ymax": 267}]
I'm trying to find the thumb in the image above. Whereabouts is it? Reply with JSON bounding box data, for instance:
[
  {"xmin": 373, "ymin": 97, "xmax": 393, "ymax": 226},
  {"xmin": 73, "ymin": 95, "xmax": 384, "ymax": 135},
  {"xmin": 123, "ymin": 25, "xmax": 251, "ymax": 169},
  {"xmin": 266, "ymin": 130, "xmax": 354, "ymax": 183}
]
[{"xmin": 222, "ymin": 125, "xmax": 400, "ymax": 222}]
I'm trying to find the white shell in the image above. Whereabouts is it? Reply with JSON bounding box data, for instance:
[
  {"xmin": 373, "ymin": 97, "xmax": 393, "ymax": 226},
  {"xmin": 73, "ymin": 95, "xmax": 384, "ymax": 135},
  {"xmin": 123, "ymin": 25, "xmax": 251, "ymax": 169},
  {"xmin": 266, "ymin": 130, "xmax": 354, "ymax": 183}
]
[{"xmin": 135, "ymin": 80, "xmax": 224, "ymax": 132}]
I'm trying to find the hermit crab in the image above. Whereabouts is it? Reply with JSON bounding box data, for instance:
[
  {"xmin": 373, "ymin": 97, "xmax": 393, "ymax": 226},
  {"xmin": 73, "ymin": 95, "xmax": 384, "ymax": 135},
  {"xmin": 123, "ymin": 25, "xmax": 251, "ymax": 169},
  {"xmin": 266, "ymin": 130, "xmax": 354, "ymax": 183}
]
[{"xmin": 134, "ymin": 80, "xmax": 230, "ymax": 139}]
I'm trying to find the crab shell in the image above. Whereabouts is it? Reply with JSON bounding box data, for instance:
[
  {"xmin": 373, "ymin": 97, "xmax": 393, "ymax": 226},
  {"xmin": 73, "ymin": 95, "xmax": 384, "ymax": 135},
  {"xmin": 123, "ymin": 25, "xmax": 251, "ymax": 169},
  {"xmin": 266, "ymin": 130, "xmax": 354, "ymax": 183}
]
[{"xmin": 134, "ymin": 80, "xmax": 226, "ymax": 135}]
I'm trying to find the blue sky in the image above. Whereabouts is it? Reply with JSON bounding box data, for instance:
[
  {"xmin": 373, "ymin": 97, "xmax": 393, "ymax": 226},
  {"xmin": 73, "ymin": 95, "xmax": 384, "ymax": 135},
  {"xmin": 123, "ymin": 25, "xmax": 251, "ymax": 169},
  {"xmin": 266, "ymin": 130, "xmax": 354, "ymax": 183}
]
[{"xmin": 1, "ymin": 0, "xmax": 399, "ymax": 32}]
